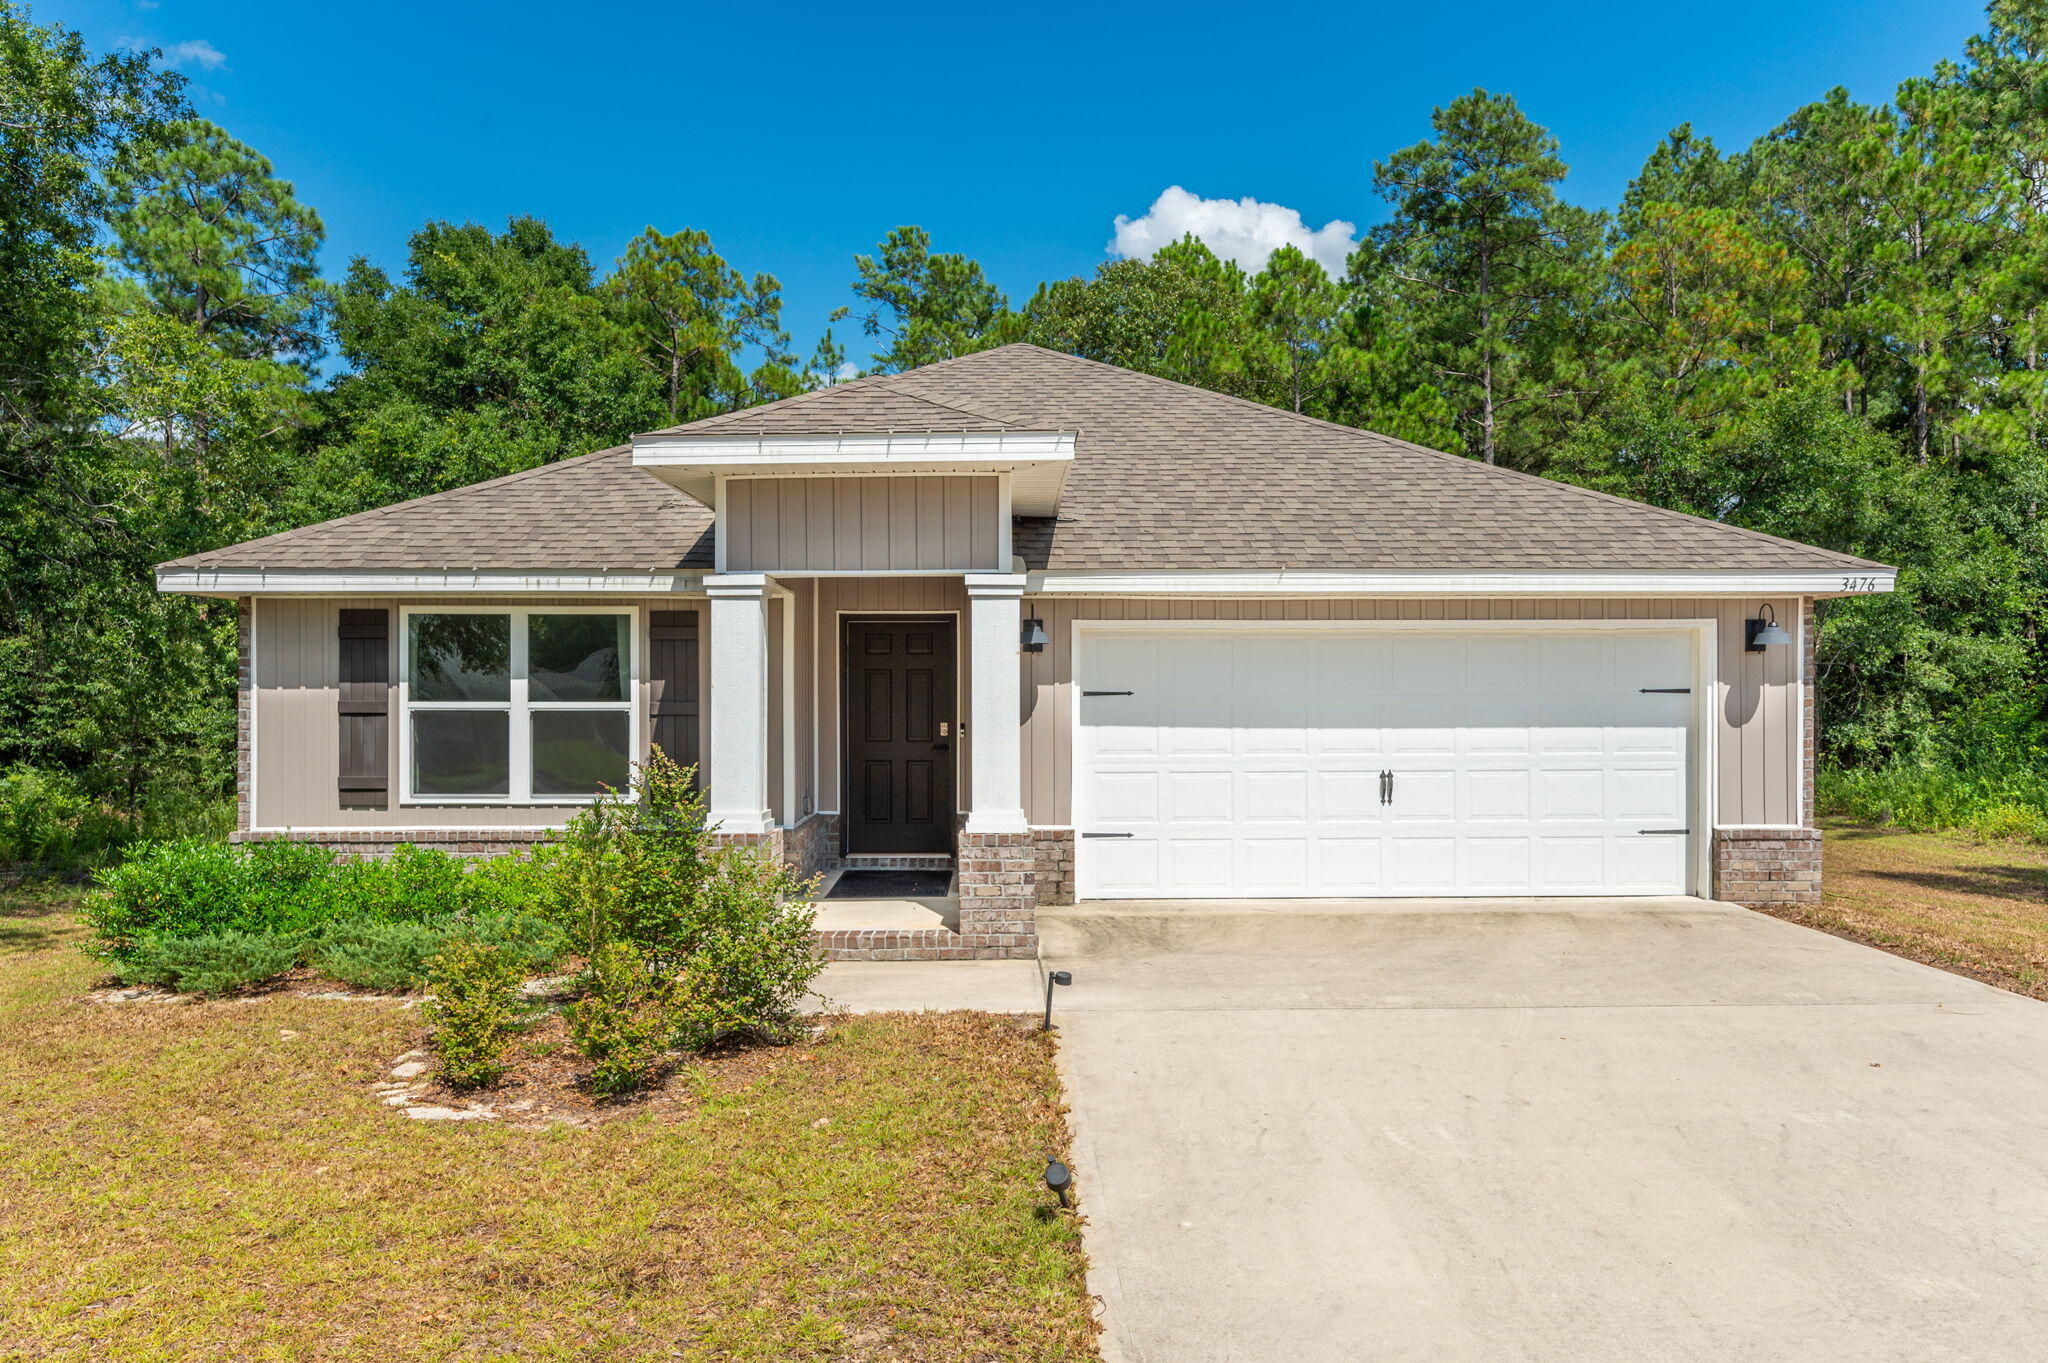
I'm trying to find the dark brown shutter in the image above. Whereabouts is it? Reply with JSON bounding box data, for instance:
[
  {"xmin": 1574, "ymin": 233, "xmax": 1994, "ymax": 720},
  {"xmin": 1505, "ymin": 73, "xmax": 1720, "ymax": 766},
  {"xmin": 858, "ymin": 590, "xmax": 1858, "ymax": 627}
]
[
  {"xmin": 648, "ymin": 609, "xmax": 701, "ymax": 780},
  {"xmin": 337, "ymin": 609, "xmax": 390, "ymax": 808}
]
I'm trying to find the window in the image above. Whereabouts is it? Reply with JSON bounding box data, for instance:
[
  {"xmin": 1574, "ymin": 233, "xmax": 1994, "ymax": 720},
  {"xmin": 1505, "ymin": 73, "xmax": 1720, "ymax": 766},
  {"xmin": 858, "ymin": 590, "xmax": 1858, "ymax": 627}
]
[{"xmin": 400, "ymin": 608, "xmax": 635, "ymax": 803}]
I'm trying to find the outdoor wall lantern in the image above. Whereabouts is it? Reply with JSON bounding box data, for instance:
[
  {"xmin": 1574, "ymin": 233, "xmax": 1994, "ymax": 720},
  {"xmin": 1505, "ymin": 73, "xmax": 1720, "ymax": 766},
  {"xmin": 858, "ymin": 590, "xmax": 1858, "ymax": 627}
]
[
  {"xmin": 1746, "ymin": 604, "xmax": 1793, "ymax": 652},
  {"xmin": 1021, "ymin": 618, "xmax": 1049, "ymax": 652}
]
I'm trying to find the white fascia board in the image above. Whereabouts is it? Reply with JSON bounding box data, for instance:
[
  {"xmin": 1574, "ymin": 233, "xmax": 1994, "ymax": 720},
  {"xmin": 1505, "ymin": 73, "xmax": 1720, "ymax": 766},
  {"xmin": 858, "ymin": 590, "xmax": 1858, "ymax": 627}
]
[
  {"xmin": 155, "ymin": 568, "xmax": 704, "ymax": 597},
  {"xmin": 1025, "ymin": 569, "xmax": 1898, "ymax": 597},
  {"xmin": 629, "ymin": 431, "xmax": 1076, "ymax": 515}
]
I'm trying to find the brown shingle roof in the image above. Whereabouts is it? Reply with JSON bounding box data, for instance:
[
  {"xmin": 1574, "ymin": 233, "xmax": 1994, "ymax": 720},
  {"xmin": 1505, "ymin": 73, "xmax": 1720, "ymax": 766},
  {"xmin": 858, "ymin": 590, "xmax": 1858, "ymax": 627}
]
[
  {"xmin": 163, "ymin": 345, "xmax": 1886, "ymax": 574},
  {"xmin": 161, "ymin": 447, "xmax": 715, "ymax": 571}
]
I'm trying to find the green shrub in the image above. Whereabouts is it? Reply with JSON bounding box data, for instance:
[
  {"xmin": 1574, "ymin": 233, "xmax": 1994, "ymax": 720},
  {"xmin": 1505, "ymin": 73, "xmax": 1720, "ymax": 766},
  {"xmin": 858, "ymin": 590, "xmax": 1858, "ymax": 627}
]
[
  {"xmin": 543, "ymin": 751, "xmax": 821, "ymax": 1050},
  {"xmin": 566, "ymin": 941, "xmax": 680, "ymax": 1096},
  {"xmin": 1820, "ymin": 760, "xmax": 2048, "ymax": 842},
  {"xmin": 1967, "ymin": 801, "xmax": 2048, "ymax": 843},
  {"xmin": 680, "ymin": 843, "xmax": 824, "ymax": 1046},
  {"xmin": 545, "ymin": 751, "xmax": 716, "ymax": 971},
  {"xmin": 425, "ymin": 937, "xmax": 526, "ymax": 1090},
  {"xmin": 311, "ymin": 919, "xmax": 450, "ymax": 992},
  {"xmin": 116, "ymin": 929, "xmax": 305, "ymax": 996},
  {"xmin": 470, "ymin": 911, "xmax": 569, "ymax": 973},
  {"xmin": 0, "ymin": 767, "xmax": 232, "ymax": 878},
  {"xmin": 82, "ymin": 839, "xmax": 557, "ymax": 964}
]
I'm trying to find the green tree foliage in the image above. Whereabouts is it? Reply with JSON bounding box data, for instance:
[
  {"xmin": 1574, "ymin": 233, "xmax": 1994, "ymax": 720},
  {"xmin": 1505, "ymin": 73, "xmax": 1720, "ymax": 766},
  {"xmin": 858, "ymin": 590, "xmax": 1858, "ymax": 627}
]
[
  {"xmin": 839, "ymin": 226, "xmax": 1017, "ymax": 372},
  {"xmin": 1368, "ymin": 88, "xmax": 1604, "ymax": 466},
  {"xmin": 103, "ymin": 117, "xmax": 327, "ymax": 364}
]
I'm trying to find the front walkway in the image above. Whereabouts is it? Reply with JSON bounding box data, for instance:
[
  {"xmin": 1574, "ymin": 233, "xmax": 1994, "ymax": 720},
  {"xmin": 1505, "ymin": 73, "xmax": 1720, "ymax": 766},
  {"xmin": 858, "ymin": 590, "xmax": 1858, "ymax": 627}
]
[{"xmin": 1040, "ymin": 897, "xmax": 2048, "ymax": 1362}]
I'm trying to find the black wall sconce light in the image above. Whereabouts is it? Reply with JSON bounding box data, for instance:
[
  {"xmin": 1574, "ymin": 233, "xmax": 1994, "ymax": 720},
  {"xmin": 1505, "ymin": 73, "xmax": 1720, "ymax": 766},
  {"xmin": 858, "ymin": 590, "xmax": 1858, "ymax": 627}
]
[
  {"xmin": 1745, "ymin": 603, "xmax": 1793, "ymax": 652},
  {"xmin": 1021, "ymin": 618, "xmax": 1049, "ymax": 652}
]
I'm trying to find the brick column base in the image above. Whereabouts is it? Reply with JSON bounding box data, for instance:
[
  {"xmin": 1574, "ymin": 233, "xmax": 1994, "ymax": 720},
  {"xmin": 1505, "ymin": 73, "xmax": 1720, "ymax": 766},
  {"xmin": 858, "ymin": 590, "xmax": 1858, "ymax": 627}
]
[{"xmin": 1713, "ymin": 828, "xmax": 1822, "ymax": 906}]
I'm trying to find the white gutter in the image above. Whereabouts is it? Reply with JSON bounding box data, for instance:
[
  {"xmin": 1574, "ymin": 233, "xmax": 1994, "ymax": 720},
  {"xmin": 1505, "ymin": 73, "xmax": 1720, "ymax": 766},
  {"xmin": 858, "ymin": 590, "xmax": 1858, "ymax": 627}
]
[
  {"xmin": 155, "ymin": 568, "xmax": 706, "ymax": 597},
  {"xmin": 1024, "ymin": 569, "xmax": 1898, "ymax": 597}
]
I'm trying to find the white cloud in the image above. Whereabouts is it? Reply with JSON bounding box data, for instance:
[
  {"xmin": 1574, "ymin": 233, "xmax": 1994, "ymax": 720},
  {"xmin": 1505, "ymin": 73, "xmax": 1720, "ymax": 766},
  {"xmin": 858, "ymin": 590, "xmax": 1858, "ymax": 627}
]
[
  {"xmin": 1110, "ymin": 185, "xmax": 1358, "ymax": 278},
  {"xmin": 830, "ymin": 361, "xmax": 859, "ymax": 384},
  {"xmin": 163, "ymin": 39, "xmax": 226, "ymax": 70}
]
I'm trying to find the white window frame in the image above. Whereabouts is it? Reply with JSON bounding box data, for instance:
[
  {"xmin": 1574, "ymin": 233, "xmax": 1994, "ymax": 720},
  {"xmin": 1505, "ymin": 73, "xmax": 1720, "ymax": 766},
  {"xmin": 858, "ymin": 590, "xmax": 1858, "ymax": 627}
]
[{"xmin": 397, "ymin": 605, "xmax": 639, "ymax": 805}]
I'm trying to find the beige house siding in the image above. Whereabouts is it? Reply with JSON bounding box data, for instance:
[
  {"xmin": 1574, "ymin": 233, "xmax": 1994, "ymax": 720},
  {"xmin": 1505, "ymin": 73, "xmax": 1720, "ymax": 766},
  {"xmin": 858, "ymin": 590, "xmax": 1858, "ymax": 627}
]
[
  {"xmin": 720, "ymin": 476, "xmax": 1004, "ymax": 573},
  {"xmin": 1017, "ymin": 596, "xmax": 1805, "ymax": 830},
  {"xmin": 250, "ymin": 595, "xmax": 702, "ymax": 831},
  {"xmin": 251, "ymin": 587, "xmax": 1805, "ymax": 841}
]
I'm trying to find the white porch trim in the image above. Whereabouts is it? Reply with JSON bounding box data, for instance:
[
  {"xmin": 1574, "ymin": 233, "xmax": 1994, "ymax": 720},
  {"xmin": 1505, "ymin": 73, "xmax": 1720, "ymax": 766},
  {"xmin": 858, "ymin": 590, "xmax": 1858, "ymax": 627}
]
[
  {"xmin": 961, "ymin": 573, "xmax": 1028, "ymax": 835},
  {"xmin": 704, "ymin": 573, "xmax": 775, "ymax": 836},
  {"xmin": 156, "ymin": 568, "xmax": 704, "ymax": 597},
  {"xmin": 1025, "ymin": 569, "xmax": 1896, "ymax": 597}
]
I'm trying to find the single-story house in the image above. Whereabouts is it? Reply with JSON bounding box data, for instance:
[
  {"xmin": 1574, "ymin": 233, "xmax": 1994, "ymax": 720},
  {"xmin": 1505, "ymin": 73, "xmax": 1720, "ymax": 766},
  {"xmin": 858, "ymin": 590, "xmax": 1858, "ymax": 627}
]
[{"xmin": 157, "ymin": 344, "xmax": 1895, "ymax": 959}]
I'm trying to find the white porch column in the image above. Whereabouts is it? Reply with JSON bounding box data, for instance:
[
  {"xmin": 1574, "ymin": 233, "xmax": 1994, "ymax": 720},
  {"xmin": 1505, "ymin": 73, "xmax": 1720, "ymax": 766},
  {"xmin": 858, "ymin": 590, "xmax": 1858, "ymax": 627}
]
[
  {"xmin": 962, "ymin": 573, "xmax": 1028, "ymax": 834},
  {"xmin": 704, "ymin": 573, "xmax": 774, "ymax": 835}
]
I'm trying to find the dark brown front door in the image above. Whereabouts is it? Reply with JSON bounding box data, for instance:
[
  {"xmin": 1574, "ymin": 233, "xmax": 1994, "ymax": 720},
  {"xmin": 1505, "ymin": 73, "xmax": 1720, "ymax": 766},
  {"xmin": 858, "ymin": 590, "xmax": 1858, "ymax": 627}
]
[{"xmin": 844, "ymin": 619, "xmax": 956, "ymax": 855}]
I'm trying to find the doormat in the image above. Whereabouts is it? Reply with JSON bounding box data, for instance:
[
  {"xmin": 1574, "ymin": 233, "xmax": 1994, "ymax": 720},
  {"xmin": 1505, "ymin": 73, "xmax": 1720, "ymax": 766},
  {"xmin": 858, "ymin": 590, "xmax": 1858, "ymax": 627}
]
[{"xmin": 825, "ymin": 869, "xmax": 954, "ymax": 899}]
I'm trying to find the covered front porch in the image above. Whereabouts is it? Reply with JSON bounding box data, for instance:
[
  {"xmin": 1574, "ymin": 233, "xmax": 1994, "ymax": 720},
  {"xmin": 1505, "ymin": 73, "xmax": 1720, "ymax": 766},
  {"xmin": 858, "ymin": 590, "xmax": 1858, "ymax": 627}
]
[{"xmin": 698, "ymin": 571, "xmax": 1044, "ymax": 960}]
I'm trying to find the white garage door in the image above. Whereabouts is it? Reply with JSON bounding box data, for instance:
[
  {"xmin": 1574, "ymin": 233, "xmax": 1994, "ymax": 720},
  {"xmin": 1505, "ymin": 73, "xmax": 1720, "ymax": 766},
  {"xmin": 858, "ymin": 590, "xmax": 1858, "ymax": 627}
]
[{"xmin": 1075, "ymin": 627, "xmax": 1698, "ymax": 899}]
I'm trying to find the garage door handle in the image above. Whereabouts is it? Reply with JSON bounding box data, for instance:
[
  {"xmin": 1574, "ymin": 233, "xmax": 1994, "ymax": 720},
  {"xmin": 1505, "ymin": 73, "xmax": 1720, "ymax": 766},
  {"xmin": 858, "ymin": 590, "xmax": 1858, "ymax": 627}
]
[
  {"xmin": 1380, "ymin": 770, "xmax": 1393, "ymax": 805},
  {"xmin": 1638, "ymin": 828, "xmax": 1690, "ymax": 835},
  {"xmin": 1082, "ymin": 832, "xmax": 1134, "ymax": 838}
]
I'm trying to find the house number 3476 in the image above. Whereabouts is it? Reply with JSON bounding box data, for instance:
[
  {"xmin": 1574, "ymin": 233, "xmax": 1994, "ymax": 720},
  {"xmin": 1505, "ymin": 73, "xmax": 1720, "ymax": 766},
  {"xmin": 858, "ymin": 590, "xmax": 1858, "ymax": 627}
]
[{"xmin": 1840, "ymin": 575, "xmax": 1881, "ymax": 591}]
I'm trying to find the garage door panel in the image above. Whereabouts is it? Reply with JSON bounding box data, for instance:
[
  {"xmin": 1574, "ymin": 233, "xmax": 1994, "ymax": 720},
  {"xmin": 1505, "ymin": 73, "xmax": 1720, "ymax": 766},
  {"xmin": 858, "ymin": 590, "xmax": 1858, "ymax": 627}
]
[
  {"xmin": 1539, "ymin": 769, "xmax": 1607, "ymax": 821},
  {"xmin": 1236, "ymin": 636, "xmax": 1312, "ymax": 694},
  {"xmin": 1389, "ymin": 769, "xmax": 1457, "ymax": 821},
  {"xmin": 1318, "ymin": 838, "xmax": 1383, "ymax": 893},
  {"xmin": 1467, "ymin": 837, "xmax": 1533, "ymax": 892},
  {"xmin": 1321, "ymin": 770, "xmax": 1381, "ymax": 819},
  {"xmin": 1076, "ymin": 627, "xmax": 1695, "ymax": 899},
  {"xmin": 1163, "ymin": 839, "xmax": 1232, "ymax": 894},
  {"xmin": 1237, "ymin": 699, "xmax": 1311, "ymax": 755},
  {"xmin": 1467, "ymin": 769, "xmax": 1533, "ymax": 821},
  {"xmin": 1538, "ymin": 836, "xmax": 1608, "ymax": 890},
  {"xmin": 1087, "ymin": 837, "xmax": 1161, "ymax": 896},
  {"xmin": 1242, "ymin": 838, "xmax": 1310, "ymax": 892},
  {"xmin": 1159, "ymin": 698, "xmax": 1235, "ymax": 754},
  {"xmin": 1613, "ymin": 835, "xmax": 1687, "ymax": 892},
  {"xmin": 1094, "ymin": 770, "xmax": 1161, "ymax": 823},
  {"xmin": 1389, "ymin": 837, "xmax": 1458, "ymax": 890},
  {"xmin": 1612, "ymin": 767, "xmax": 1685, "ymax": 823},
  {"xmin": 1243, "ymin": 771, "xmax": 1308, "ymax": 822},
  {"xmin": 1167, "ymin": 770, "xmax": 1234, "ymax": 822}
]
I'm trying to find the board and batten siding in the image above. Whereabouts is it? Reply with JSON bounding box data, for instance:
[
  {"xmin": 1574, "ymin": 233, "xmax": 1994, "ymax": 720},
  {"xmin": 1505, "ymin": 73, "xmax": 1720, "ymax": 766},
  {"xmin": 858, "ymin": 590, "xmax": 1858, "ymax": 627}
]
[
  {"xmin": 249, "ymin": 596, "xmax": 703, "ymax": 831},
  {"xmin": 720, "ymin": 476, "xmax": 1004, "ymax": 573},
  {"xmin": 1016, "ymin": 596, "xmax": 1806, "ymax": 831}
]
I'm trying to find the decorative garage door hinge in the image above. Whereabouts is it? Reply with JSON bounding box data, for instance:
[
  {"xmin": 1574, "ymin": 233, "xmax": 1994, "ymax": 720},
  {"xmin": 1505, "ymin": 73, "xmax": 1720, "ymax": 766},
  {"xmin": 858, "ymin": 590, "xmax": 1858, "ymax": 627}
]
[
  {"xmin": 1082, "ymin": 690, "xmax": 1135, "ymax": 697},
  {"xmin": 1637, "ymin": 828, "xmax": 1691, "ymax": 835},
  {"xmin": 1638, "ymin": 687, "xmax": 1692, "ymax": 693},
  {"xmin": 1082, "ymin": 832, "xmax": 1134, "ymax": 838}
]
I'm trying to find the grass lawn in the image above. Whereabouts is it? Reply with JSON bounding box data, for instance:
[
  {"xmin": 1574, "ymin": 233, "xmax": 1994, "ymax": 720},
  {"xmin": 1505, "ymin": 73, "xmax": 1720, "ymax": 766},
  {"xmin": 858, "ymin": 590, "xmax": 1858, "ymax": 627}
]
[
  {"xmin": 0, "ymin": 889, "xmax": 1099, "ymax": 1362},
  {"xmin": 1755, "ymin": 820, "xmax": 2048, "ymax": 999}
]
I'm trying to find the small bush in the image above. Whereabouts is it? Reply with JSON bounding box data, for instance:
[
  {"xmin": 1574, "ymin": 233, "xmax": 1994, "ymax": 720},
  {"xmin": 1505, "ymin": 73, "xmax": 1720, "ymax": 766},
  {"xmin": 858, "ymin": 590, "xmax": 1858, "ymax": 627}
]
[
  {"xmin": 83, "ymin": 840, "xmax": 557, "ymax": 964},
  {"xmin": 116, "ymin": 929, "xmax": 305, "ymax": 996},
  {"xmin": 470, "ymin": 911, "xmax": 569, "ymax": 974},
  {"xmin": 682, "ymin": 843, "xmax": 822, "ymax": 1045},
  {"xmin": 312, "ymin": 919, "xmax": 451, "ymax": 992},
  {"xmin": 566, "ymin": 941, "xmax": 679, "ymax": 1096},
  {"xmin": 1968, "ymin": 801, "xmax": 2048, "ymax": 843},
  {"xmin": 543, "ymin": 751, "xmax": 822, "ymax": 1051},
  {"xmin": 425, "ymin": 937, "xmax": 526, "ymax": 1090},
  {"xmin": 83, "ymin": 838, "xmax": 338, "ymax": 955}
]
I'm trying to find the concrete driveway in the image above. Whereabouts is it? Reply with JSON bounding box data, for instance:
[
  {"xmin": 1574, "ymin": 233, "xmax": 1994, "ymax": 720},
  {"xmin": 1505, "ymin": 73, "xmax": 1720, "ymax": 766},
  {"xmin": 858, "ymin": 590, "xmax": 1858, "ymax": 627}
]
[{"xmin": 1039, "ymin": 897, "xmax": 2048, "ymax": 1363}]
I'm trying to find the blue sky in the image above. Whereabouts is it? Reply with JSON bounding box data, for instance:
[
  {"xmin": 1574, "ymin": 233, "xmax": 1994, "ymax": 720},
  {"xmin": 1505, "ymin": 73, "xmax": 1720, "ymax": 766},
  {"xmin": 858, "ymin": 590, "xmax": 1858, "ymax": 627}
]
[{"xmin": 50, "ymin": 0, "xmax": 1988, "ymax": 369}]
